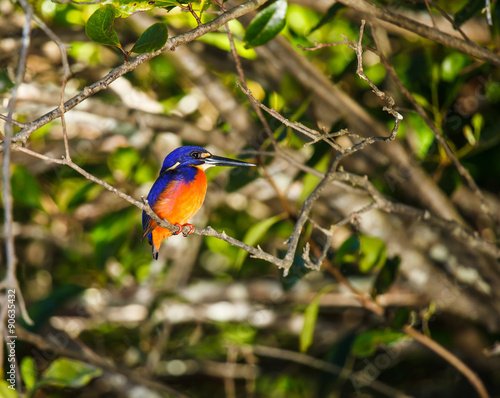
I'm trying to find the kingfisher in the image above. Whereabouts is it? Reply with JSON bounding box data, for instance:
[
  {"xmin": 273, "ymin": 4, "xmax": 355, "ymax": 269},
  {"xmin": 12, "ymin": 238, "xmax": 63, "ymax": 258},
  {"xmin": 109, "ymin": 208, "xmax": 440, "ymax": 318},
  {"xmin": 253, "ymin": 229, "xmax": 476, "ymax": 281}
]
[{"xmin": 142, "ymin": 146, "xmax": 255, "ymax": 259}]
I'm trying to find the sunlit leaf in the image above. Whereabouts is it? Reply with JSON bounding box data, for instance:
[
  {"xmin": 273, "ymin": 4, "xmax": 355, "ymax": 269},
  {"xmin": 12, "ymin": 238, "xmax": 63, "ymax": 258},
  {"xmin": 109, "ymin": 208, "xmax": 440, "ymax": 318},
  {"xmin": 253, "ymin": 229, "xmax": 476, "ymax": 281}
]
[
  {"xmin": 0, "ymin": 380, "xmax": 17, "ymax": 398},
  {"xmin": 101, "ymin": 0, "xmax": 189, "ymax": 17},
  {"xmin": 20, "ymin": 357, "xmax": 37, "ymax": 391},
  {"xmin": 300, "ymin": 284, "xmax": 335, "ymax": 352},
  {"xmin": 200, "ymin": 0, "xmax": 211, "ymax": 15},
  {"xmin": 244, "ymin": 0, "xmax": 287, "ymax": 48},
  {"xmin": 441, "ymin": 52, "xmax": 469, "ymax": 82},
  {"xmin": 108, "ymin": 147, "xmax": 141, "ymax": 179},
  {"xmin": 37, "ymin": 358, "xmax": 102, "ymax": 389},
  {"xmin": 407, "ymin": 113, "xmax": 434, "ymax": 159},
  {"xmin": 359, "ymin": 236, "xmax": 386, "ymax": 273},
  {"xmin": 471, "ymin": 113, "xmax": 484, "ymax": 139},
  {"xmin": 103, "ymin": 0, "xmax": 156, "ymax": 17},
  {"xmin": 85, "ymin": 5, "xmax": 121, "ymax": 47},
  {"xmin": 131, "ymin": 23, "xmax": 168, "ymax": 54}
]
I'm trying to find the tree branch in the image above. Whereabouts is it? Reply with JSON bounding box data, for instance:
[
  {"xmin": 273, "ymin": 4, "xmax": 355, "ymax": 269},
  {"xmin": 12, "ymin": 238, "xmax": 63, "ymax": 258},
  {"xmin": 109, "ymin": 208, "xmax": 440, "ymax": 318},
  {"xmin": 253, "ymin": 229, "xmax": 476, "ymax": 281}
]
[
  {"xmin": 337, "ymin": 0, "xmax": 500, "ymax": 66},
  {"xmin": 0, "ymin": 0, "xmax": 269, "ymax": 151}
]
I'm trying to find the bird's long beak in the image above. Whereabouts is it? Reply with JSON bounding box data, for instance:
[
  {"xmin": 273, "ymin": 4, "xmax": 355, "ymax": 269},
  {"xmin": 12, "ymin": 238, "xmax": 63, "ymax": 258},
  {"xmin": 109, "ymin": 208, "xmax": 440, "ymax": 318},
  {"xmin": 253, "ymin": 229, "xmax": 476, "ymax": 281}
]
[{"xmin": 203, "ymin": 154, "xmax": 255, "ymax": 168}]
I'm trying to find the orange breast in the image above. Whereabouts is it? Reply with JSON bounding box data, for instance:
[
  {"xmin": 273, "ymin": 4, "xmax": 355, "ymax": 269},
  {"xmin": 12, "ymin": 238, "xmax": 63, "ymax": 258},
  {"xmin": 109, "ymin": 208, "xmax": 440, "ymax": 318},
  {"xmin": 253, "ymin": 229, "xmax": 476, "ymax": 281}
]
[{"xmin": 151, "ymin": 167, "xmax": 207, "ymax": 250}]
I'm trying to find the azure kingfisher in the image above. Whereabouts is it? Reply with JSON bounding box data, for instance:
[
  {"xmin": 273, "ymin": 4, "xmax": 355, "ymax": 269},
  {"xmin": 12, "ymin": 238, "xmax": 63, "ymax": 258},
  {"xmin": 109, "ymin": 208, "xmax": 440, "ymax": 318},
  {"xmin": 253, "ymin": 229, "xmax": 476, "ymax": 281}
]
[{"xmin": 142, "ymin": 146, "xmax": 255, "ymax": 259}]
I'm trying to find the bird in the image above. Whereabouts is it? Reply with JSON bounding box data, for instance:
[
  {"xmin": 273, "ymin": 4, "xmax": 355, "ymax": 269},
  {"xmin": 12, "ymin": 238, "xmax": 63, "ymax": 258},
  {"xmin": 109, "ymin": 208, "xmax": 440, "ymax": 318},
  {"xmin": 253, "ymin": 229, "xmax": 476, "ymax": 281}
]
[{"xmin": 142, "ymin": 146, "xmax": 255, "ymax": 260}]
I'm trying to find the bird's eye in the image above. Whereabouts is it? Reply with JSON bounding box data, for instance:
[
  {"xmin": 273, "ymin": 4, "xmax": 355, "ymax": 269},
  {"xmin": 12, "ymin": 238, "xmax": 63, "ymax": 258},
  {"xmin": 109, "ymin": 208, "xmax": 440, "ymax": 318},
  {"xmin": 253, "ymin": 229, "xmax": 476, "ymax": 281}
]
[{"xmin": 191, "ymin": 151, "xmax": 201, "ymax": 159}]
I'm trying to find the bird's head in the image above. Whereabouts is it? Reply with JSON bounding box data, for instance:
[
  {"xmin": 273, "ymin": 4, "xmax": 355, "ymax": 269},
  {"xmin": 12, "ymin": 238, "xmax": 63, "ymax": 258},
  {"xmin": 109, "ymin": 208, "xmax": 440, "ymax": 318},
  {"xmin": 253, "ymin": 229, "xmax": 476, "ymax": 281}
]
[{"xmin": 160, "ymin": 146, "xmax": 255, "ymax": 174}]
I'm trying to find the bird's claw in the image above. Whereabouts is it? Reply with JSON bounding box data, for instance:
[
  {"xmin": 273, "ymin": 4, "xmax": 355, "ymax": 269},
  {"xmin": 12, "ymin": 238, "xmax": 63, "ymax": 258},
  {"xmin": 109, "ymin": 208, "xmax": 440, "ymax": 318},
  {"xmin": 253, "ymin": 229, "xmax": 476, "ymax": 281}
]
[{"xmin": 173, "ymin": 223, "xmax": 194, "ymax": 237}]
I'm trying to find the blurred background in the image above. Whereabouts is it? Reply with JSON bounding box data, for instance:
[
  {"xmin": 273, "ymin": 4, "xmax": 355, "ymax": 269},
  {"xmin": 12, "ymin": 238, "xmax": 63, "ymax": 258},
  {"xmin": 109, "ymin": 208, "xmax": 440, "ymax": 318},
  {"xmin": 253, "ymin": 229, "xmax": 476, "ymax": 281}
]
[{"xmin": 1, "ymin": 0, "xmax": 500, "ymax": 397}]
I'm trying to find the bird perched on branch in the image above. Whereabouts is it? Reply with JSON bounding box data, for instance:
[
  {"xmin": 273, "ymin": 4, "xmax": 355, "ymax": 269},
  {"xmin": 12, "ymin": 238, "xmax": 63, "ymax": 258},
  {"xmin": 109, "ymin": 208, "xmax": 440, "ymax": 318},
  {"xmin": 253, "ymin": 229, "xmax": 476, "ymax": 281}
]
[{"xmin": 142, "ymin": 146, "xmax": 255, "ymax": 259}]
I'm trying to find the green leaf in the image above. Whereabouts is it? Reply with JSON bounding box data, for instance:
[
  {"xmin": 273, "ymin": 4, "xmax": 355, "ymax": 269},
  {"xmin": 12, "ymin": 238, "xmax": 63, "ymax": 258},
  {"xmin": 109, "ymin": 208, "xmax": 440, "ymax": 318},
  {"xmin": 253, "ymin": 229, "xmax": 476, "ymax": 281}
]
[
  {"xmin": 102, "ymin": 0, "xmax": 172, "ymax": 18},
  {"xmin": 11, "ymin": 165, "xmax": 43, "ymax": 210},
  {"xmin": 36, "ymin": 358, "xmax": 102, "ymax": 389},
  {"xmin": 244, "ymin": 0, "xmax": 288, "ymax": 48},
  {"xmin": 359, "ymin": 236, "xmax": 387, "ymax": 273},
  {"xmin": 454, "ymin": 0, "xmax": 484, "ymax": 27},
  {"xmin": 108, "ymin": 147, "xmax": 141, "ymax": 179},
  {"xmin": 103, "ymin": 0, "xmax": 154, "ymax": 18},
  {"xmin": 85, "ymin": 5, "xmax": 121, "ymax": 47},
  {"xmin": 131, "ymin": 23, "xmax": 168, "ymax": 54},
  {"xmin": 485, "ymin": 80, "xmax": 500, "ymax": 103},
  {"xmin": 300, "ymin": 285, "xmax": 335, "ymax": 352},
  {"xmin": 441, "ymin": 52, "xmax": 469, "ymax": 82},
  {"xmin": 372, "ymin": 257, "xmax": 400, "ymax": 296},
  {"xmin": 309, "ymin": 3, "xmax": 345, "ymax": 33},
  {"xmin": 352, "ymin": 329, "xmax": 407, "ymax": 357},
  {"xmin": 200, "ymin": 0, "xmax": 212, "ymax": 15},
  {"xmin": 234, "ymin": 214, "xmax": 284, "ymax": 269},
  {"xmin": 21, "ymin": 357, "xmax": 37, "ymax": 391},
  {"xmin": 407, "ymin": 113, "xmax": 434, "ymax": 159},
  {"xmin": 471, "ymin": 113, "xmax": 483, "ymax": 141},
  {"xmin": 0, "ymin": 380, "xmax": 17, "ymax": 398},
  {"xmin": 0, "ymin": 71, "xmax": 14, "ymax": 93}
]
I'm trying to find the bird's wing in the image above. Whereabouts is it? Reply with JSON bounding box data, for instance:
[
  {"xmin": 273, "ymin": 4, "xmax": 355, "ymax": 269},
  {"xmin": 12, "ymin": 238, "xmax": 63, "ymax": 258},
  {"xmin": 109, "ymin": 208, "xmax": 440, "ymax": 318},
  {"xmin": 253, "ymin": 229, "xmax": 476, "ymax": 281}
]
[{"xmin": 142, "ymin": 174, "xmax": 170, "ymax": 241}]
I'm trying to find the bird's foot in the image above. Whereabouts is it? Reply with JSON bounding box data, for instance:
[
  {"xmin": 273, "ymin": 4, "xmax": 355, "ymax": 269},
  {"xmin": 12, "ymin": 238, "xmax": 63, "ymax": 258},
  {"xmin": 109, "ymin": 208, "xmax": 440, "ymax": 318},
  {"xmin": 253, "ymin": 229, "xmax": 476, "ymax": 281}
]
[{"xmin": 173, "ymin": 223, "xmax": 194, "ymax": 237}]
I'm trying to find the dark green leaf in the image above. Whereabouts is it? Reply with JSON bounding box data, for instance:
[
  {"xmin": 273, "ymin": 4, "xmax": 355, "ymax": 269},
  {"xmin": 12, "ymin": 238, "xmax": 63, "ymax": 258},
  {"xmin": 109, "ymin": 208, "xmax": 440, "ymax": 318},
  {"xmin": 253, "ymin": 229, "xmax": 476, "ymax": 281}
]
[
  {"xmin": 454, "ymin": 0, "xmax": 484, "ymax": 27},
  {"xmin": 0, "ymin": 71, "xmax": 14, "ymax": 93},
  {"xmin": 352, "ymin": 329, "xmax": 407, "ymax": 357},
  {"xmin": 372, "ymin": 257, "xmax": 400, "ymax": 296},
  {"xmin": 244, "ymin": 0, "xmax": 287, "ymax": 48},
  {"xmin": 12, "ymin": 165, "xmax": 43, "ymax": 210},
  {"xmin": 85, "ymin": 5, "xmax": 121, "ymax": 47},
  {"xmin": 36, "ymin": 358, "xmax": 102, "ymax": 389},
  {"xmin": 300, "ymin": 285, "xmax": 335, "ymax": 352},
  {"xmin": 309, "ymin": 3, "xmax": 345, "ymax": 33},
  {"xmin": 334, "ymin": 235, "xmax": 360, "ymax": 265},
  {"xmin": 131, "ymin": 23, "xmax": 168, "ymax": 54}
]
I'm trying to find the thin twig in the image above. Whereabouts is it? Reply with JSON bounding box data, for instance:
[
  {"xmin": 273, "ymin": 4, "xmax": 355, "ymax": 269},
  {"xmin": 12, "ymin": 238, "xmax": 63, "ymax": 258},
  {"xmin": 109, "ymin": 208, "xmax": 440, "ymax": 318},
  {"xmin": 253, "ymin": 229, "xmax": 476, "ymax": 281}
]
[
  {"xmin": 187, "ymin": 2, "xmax": 203, "ymax": 26},
  {"xmin": 423, "ymin": 0, "xmax": 437, "ymax": 28},
  {"xmin": 0, "ymin": 3, "xmax": 35, "ymax": 369},
  {"xmin": 403, "ymin": 325, "xmax": 490, "ymax": 398},
  {"xmin": 427, "ymin": 0, "xmax": 470, "ymax": 42}
]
